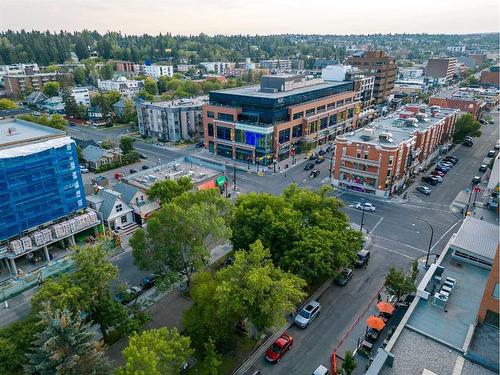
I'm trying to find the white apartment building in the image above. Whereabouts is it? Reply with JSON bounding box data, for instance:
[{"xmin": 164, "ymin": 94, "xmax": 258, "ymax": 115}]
[
  {"xmin": 200, "ymin": 62, "xmax": 235, "ymax": 76},
  {"xmin": 397, "ymin": 67, "xmax": 425, "ymax": 80},
  {"xmin": 141, "ymin": 64, "xmax": 174, "ymax": 79},
  {"xmin": 71, "ymin": 87, "xmax": 91, "ymax": 106},
  {"xmin": 97, "ymin": 76, "xmax": 144, "ymax": 98},
  {"xmin": 176, "ymin": 64, "xmax": 197, "ymax": 73},
  {"xmin": 0, "ymin": 63, "xmax": 40, "ymax": 86}
]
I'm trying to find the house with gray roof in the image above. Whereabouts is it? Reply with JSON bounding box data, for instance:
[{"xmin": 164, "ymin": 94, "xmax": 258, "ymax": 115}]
[
  {"xmin": 112, "ymin": 182, "xmax": 160, "ymax": 225},
  {"xmin": 81, "ymin": 145, "xmax": 120, "ymax": 171},
  {"xmin": 86, "ymin": 189, "xmax": 134, "ymax": 231}
]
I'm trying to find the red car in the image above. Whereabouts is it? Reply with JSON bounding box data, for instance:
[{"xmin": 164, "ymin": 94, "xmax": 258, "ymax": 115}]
[
  {"xmin": 431, "ymin": 170, "xmax": 444, "ymax": 177},
  {"xmin": 265, "ymin": 332, "xmax": 293, "ymax": 363}
]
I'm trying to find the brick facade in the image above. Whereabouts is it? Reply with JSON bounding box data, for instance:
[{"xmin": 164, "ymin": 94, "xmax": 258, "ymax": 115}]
[{"xmin": 477, "ymin": 246, "xmax": 499, "ymax": 327}]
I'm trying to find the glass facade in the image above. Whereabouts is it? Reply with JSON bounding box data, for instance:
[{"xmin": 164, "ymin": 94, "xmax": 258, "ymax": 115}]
[{"xmin": 0, "ymin": 141, "xmax": 86, "ymax": 241}]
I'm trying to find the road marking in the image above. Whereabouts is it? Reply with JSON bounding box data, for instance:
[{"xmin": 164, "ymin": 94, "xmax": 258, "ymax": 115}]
[
  {"xmin": 429, "ymin": 219, "xmax": 462, "ymax": 252},
  {"xmin": 371, "ymin": 244, "xmax": 417, "ymax": 260},
  {"xmin": 371, "ymin": 235, "xmax": 427, "ymax": 254},
  {"xmin": 370, "ymin": 217, "xmax": 384, "ymax": 234}
]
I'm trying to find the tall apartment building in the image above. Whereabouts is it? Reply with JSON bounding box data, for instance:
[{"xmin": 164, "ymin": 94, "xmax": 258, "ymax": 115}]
[
  {"xmin": 137, "ymin": 96, "xmax": 208, "ymax": 142},
  {"xmin": 0, "ymin": 118, "xmax": 100, "ymax": 277},
  {"xmin": 348, "ymin": 51, "xmax": 397, "ymax": 104},
  {"xmin": 141, "ymin": 64, "xmax": 174, "ymax": 79},
  {"xmin": 200, "ymin": 62, "xmax": 236, "ymax": 76},
  {"xmin": 97, "ymin": 76, "xmax": 144, "ymax": 98},
  {"xmin": 332, "ymin": 104, "xmax": 459, "ymax": 197},
  {"xmin": 426, "ymin": 58, "xmax": 457, "ymax": 85},
  {"xmin": 0, "ymin": 63, "xmax": 40, "ymax": 86},
  {"xmin": 4, "ymin": 73, "xmax": 60, "ymax": 97},
  {"xmin": 203, "ymin": 74, "xmax": 359, "ymax": 164}
]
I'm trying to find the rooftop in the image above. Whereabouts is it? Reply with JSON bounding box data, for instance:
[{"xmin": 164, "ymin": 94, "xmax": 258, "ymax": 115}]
[
  {"xmin": 450, "ymin": 216, "xmax": 498, "ymax": 261},
  {"xmin": 142, "ymin": 96, "xmax": 208, "ymax": 109},
  {"xmin": 0, "ymin": 118, "xmax": 65, "ymax": 149},
  {"xmin": 433, "ymin": 88, "xmax": 483, "ymax": 102}
]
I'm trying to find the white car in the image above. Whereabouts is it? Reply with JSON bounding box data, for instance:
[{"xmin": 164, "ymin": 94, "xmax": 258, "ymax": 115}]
[
  {"xmin": 312, "ymin": 365, "xmax": 330, "ymax": 375},
  {"xmin": 432, "ymin": 175, "xmax": 443, "ymax": 183},
  {"xmin": 355, "ymin": 202, "xmax": 376, "ymax": 212},
  {"xmin": 79, "ymin": 165, "xmax": 89, "ymax": 173}
]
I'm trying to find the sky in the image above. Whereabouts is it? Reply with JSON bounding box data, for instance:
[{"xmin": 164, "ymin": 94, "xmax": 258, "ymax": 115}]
[{"xmin": 1, "ymin": 0, "xmax": 499, "ymax": 35}]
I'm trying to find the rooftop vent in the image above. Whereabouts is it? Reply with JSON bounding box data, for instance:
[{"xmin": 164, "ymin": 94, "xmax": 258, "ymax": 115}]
[
  {"xmin": 415, "ymin": 113, "xmax": 427, "ymax": 122},
  {"xmin": 359, "ymin": 128, "xmax": 375, "ymax": 141},
  {"xmin": 404, "ymin": 118, "xmax": 418, "ymax": 127},
  {"xmin": 379, "ymin": 132, "xmax": 393, "ymax": 143}
]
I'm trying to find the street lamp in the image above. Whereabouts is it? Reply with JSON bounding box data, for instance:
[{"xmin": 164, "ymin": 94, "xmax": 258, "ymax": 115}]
[
  {"xmin": 414, "ymin": 218, "xmax": 434, "ymax": 269},
  {"xmin": 360, "ymin": 200, "xmax": 366, "ymax": 233},
  {"xmin": 233, "ymin": 164, "xmax": 237, "ymax": 190}
]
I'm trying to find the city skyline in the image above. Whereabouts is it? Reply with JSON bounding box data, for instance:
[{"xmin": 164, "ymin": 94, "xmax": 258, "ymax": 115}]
[{"xmin": 1, "ymin": 0, "xmax": 499, "ymax": 35}]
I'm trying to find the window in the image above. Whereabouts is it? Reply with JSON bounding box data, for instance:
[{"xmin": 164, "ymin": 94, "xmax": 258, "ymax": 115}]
[
  {"xmin": 207, "ymin": 111, "xmax": 215, "ymax": 118},
  {"xmin": 493, "ymin": 283, "xmax": 500, "ymax": 299},
  {"xmin": 320, "ymin": 117, "xmax": 328, "ymax": 130},
  {"xmin": 235, "ymin": 129, "xmax": 245, "ymax": 143},
  {"xmin": 317, "ymin": 105, "xmax": 325, "ymax": 113},
  {"xmin": 120, "ymin": 215, "xmax": 127, "ymax": 224},
  {"xmin": 327, "ymin": 102, "xmax": 335, "ymax": 110},
  {"xmin": 309, "ymin": 121, "xmax": 317, "ymax": 133},
  {"xmin": 218, "ymin": 113, "xmax": 234, "ymax": 121},
  {"xmin": 116, "ymin": 204, "xmax": 123, "ymax": 212},
  {"xmin": 278, "ymin": 129, "xmax": 290, "ymax": 144},
  {"xmin": 348, "ymin": 108, "xmax": 354, "ymax": 119},
  {"xmin": 357, "ymin": 152, "xmax": 361, "ymax": 158},
  {"xmin": 329, "ymin": 114, "xmax": 337, "ymax": 126},
  {"xmin": 387, "ymin": 169, "xmax": 392, "ymax": 177},
  {"xmin": 336, "ymin": 100, "xmax": 344, "ymax": 107},
  {"xmin": 293, "ymin": 112, "xmax": 304, "ymax": 120},
  {"xmin": 389, "ymin": 156, "xmax": 394, "ymax": 165},
  {"xmin": 292, "ymin": 125, "xmax": 302, "ymax": 138},
  {"xmin": 305, "ymin": 108, "xmax": 315, "ymax": 117},
  {"xmin": 207, "ymin": 123, "xmax": 214, "ymax": 137},
  {"xmin": 345, "ymin": 98, "xmax": 352, "ymax": 104},
  {"xmin": 216, "ymin": 126, "xmax": 232, "ymax": 140},
  {"xmin": 364, "ymin": 154, "xmax": 368, "ymax": 159}
]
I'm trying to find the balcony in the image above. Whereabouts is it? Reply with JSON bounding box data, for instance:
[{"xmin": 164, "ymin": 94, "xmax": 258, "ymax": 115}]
[
  {"xmin": 340, "ymin": 165, "xmax": 379, "ymax": 178},
  {"xmin": 341, "ymin": 155, "xmax": 380, "ymax": 167}
]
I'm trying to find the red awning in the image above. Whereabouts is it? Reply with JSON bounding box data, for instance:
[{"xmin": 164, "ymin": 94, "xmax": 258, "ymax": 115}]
[{"xmin": 197, "ymin": 180, "xmax": 217, "ymax": 191}]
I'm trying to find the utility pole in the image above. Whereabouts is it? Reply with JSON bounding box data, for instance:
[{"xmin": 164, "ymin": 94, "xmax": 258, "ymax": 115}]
[
  {"xmin": 360, "ymin": 200, "xmax": 366, "ymax": 233},
  {"xmin": 233, "ymin": 164, "xmax": 237, "ymax": 190}
]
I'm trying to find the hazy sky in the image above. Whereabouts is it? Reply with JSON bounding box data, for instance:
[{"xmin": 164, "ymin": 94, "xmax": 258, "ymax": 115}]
[{"xmin": 1, "ymin": 0, "xmax": 499, "ymax": 35}]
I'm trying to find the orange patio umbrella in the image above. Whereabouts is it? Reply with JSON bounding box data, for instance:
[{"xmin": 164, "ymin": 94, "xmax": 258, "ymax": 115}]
[
  {"xmin": 366, "ymin": 315, "xmax": 385, "ymax": 331},
  {"xmin": 376, "ymin": 302, "xmax": 395, "ymax": 315}
]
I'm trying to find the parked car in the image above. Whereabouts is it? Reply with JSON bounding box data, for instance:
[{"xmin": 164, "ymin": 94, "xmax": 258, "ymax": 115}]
[
  {"xmin": 487, "ymin": 150, "xmax": 496, "ymax": 157},
  {"xmin": 443, "ymin": 156, "xmax": 458, "ymax": 164},
  {"xmin": 304, "ymin": 162, "xmax": 315, "ymax": 171},
  {"xmin": 472, "ymin": 176, "xmax": 481, "ymax": 185},
  {"xmin": 310, "ymin": 169, "xmax": 320, "ymax": 178},
  {"xmin": 479, "ymin": 164, "xmax": 488, "ymax": 172},
  {"xmin": 494, "ymin": 141, "xmax": 500, "ymax": 150},
  {"xmin": 326, "ymin": 145, "xmax": 333, "ymax": 153},
  {"xmin": 488, "ymin": 119, "xmax": 494, "ymax": 124},
  {"xmin": 315, "ymin": 156, "xmax": 325, "ymax": 164},
  {"xmin": 265, "ymin": 333, "xmax": 294, "ymax": 363},
  {"xmin": 129, "ymin": 168, "xmax": 138, "ymax": 174},
  {"xmin": 312, "ymin": 365, "xmax": 331, "ymax": 375},
  {"xmin": 438, "ymin": 161, "xmax": 453, "ymax": 168},
  {"xmin": 463, "ymin": 139, "xmax": 473, "ymax": 147},
  {"xmin": 480, "ymin": 119, "xmax": 487, "ymax": 125},
  {"xmin": 430, "ymin": 170, "xmax": 444, "ymax": 177},
  {"xmin": 335, "ymin": 268, "xmax": 353, "ymax": 286},
  {"xmin": 79, "ymin": 165, "xmax": 89, "ymax": 173},
  {"xmin": 142, "ymin": 165, "xmax": 150, "ymax": 170},
  {"xmin": 354, "ymin": 249, "xmax": 371, "ymax": 268},
  {"xmin": 416, "ymin": 186, "xmax": 432, "ymax": 195},
  {"xmin": 195, "ymin": 141, "xmax": 204, "ymax": 148},
  {"xmin": 435, "ymin": 166, "xmax": 449, "ymax": 174},
  {"xmin": 309, "ymin": 154, "xmax": 317, "ymax": 161},
  {"xmin": 294, "ymin": 301, "xmax": 321, "ymax": 328},
  {"xmin": 141, "ymin": 275, "xmax": 157, "ymax": 290},
  {"xmin": 355, "ymin": 202, "xmax": 376, "ymax": 212},
  {"xmin": 432, "ymin": 175, "xmax": 443, "ymax": 183},
  {"xmin": 114, "ymin": 172, "xmax": 123, "ymax": 179},
  {"xmin": 422, "ymin": 176, "xmax": 438, "ymax": 186},
  {"xmin": 139, "ymin": 153, "xmax": 148, "ymax": 159},
  {"xmin": 318, "ymin": 149, "xmax": 326, "ymax": 156}
]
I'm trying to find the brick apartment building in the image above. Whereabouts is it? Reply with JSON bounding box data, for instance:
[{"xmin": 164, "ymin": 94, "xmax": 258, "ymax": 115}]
[
  {"xmin": 480, "ymin": 66, "xmax": 500, "ymax": 87},
  {"xmin": 115, "ymin": 60, "xmax": 141, "ymax": 73},
  {"xmin": 348, "ymin": 51, "xmax": 397, "ymax": 104},
  {"xmin": 429, "ymin": 89, "xmax": 484, "ymax": 119},
  {"xmin": 332, "ymin": 104, "xmax": 459, "ymax": 197},
  {"xmin": 426, "ymin": 58, "xmax": 457, "ymax": 85},
  {"xmin": 477, "ymin": 246, "xmax": 499, "ymax": 328},
  {"xmin": 4, "ymin": 73, "xmax": 60, "ymax": 97},
  {"xmin": 203, "ymin": 74, "xmax": 360, "ymax": 164}
]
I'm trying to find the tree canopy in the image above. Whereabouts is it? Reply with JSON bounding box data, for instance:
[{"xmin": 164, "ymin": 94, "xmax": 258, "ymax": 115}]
[
  {"xmin": 42, "ymin": 81, "xmax": 60, "ymax": 97},
  {"xmin": 18, "ymin": 113, "xmax": 68, "ymax": 131},
  {"xmin": 147, "ymin": 176, "xmax": 194, "ymax": 205},
  {"xmin": 385, "ymin": 266, "xmax": 417, "ymax": 301},
  {"xmin": 0, "ymin": 98, "xmax": 17, "ymax": 110},
  {"xmin": 453, "ymin": 113, "xmax": 481, "ymax": 143}
]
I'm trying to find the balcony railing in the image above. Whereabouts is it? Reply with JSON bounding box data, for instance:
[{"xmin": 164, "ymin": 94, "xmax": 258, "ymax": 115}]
[
  {"xmin": 341, "ymin": 155, "xmax": 380, "ymax": 167},
  {"xmin": 340, "ymin": 166, "xmax": 379, "ymax": 178}
]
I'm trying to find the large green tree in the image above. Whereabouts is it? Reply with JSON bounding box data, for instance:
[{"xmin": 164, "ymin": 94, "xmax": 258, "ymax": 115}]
[
  {"xmin": 453, "ymin": 113, "xmax": 481, "ymax": 143},
  {"xmin": 144, "ymin": 77, "xmax": 159, "ymax": 96},
  {"xmin": 118, "ymin": 328, "xmax": 193, "ymax": 375},
  {"xmin": 119, "ymin": 135, "xmax": 135, "ymax": 154},
  {"xmin": 42, "ymin": 81, "xmax": 61, "ymax": 97},
  {"xmin": 61, "ymin": 88, "xmax": 86, "ymax": 119},
  {"xmin": 18, "ymin": 113, "xmax": 68, "ymax": 131},
  {"xmin": 385, "ymin": 266, "xmax": 417, "ymax": 301},
  {"xmin": 0, "ymin": 98, "xmax": 17, "ymax": 110},
  {"xmin": 147, "ymin": 176, "xmax": 194, "ymax": 205},
  {"xmin": 31, "ymin": 275, "xmax": 86, "ymax": 315},
  {"xmin": 130, "ymin": 192, "xmax": 231, "ymax": 288},
  {"xmin": 73, "ymin": 66, "xmax": 87, "ymax": 85},
  {"xmin": 25, "ymin": 306, "xmax": 111, "ymax": 375}
]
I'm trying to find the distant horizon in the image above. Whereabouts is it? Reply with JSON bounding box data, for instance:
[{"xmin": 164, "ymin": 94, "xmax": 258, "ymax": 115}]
[{"xmin": 1, "ymin": 0, "xmax": 498, "ymax": 36}]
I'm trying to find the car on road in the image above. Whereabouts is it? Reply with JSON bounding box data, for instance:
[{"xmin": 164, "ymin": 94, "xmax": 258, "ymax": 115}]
[
  {"xmin": 304, "ymin": 162, "xmax": 315, "ymax": 171},
  {"xmin": 422, "ymin": 176, "xmax": 438, "ymax": 185},
  {"xmin": 354, "ymin": 249, "xmax": 371, "ymax": 268},
  {"xmin": 318, "ymin": 149, "xmax": 326, "ymax": 156},
  {"xmin": 479, "ymin": 164, "xmax": 488, "ymax": 172},
  {"xmin": 335, "ymin": 268, "xmax": 353, "ymax": 286},
  {"xmin": 114, "ymin": 172, "xmax": 123, "ymax": 179},
  {"xmin": 438, "ymin": 161, "xmax": 453, "ymax": 168},
  {"xmin": 416, "ymin": 185, "xmax": 432, "ymax": 195},
  {"xmin": 488, "ymin": 119, "xmax": 494, "ymax": 124},
  {"xmin": 480, "ymin": 119, "xmax": 487, "ymax": 125},
  {"xmin": 310, "ymin": 169, "xmax": 320, "ymax": 178},
  {"xmin": 129, "ymin": 168, "xmax": 138, "ymax": 174},
  {"xmin": 355, "ymin": 202, "xmax": 376, "ymax": 212},
  {"xmin": 315, "ymin": 156, "xmax": 325, "ymax": 164},
  {"xmin": 139, "ymin": 153, "xmax": 148, "ymax": 159},
  {"xmin": 294, "ymin": 301, "xmax": 321, "ymax": 328},
  {"xmin": 69, "ymin": 122, "xmax": 76, "ymax": 127},
  {"xmin": 463, "ymin": 139, "xmax": 473, "ymax": 147},
  {"xmin": 79, "ymin": 165, "xmax": 89, "ymax": 173},
  {"xmin": 487, "ymin": 150, "xmax": 496, "ymax": 157},
  {"xmin": 472, "ymin": 176, "xmax": 481, "ymax": 184},
  {"xmin": 142, "ymin": 165, "xmax": 150, "ymax": 170},
  {"xmin": 195, "ymin": 141, "xmax": 204, "ymax": 148},
  {"xmin": 309, "ymin": 154, "xmax": 317, "ymax": 161},
  {"xmin": 312, "ymin": 365, "xmax": 331, "ymax": 375},
  {"xmin": 430, "ymin": 170, "xmax": 445, "ymax": 177},
  {"xmin": 443, "ymin": 156, "xmax": 458, "ymax": 164},
  {"xmin": 265, "ymin": 333, "xmax": 293, "ymax": 363}
]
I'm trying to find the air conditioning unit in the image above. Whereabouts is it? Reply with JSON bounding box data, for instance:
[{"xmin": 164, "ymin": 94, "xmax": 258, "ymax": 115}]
[{"xmin": 379, "ymin": 132, "xmax": 393, "ymax": 143}]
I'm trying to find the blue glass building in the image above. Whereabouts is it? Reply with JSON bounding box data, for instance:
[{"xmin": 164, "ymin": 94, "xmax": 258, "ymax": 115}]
[{"xmin": 0, "ymin": 119, "xmax": 86, "ymax": 242}]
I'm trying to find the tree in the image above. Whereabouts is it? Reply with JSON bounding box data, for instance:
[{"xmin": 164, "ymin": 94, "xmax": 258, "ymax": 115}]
[
  {"xmin": 99, "ymin": 62, "xmax": 114, "ymax": 80},
  {"xmin": 119, "ymin": 135, "xmax": 135, "ymax": 154},
  {"xmin": 342, "ymin": 350, "xmax": 357, "ymax": 375},
  {"xmin": 100, "ymin": 137, "xmax": 115, "ymax": 149},
  {"xmin": 31, "ymin": 275, "xmax": 87, "ymax": 315},
  {"xmin": 453, "ymin": 113, "xmax": 481, "ymax": 143},
  {"xmin": 44, "ymin": 64, "xmax": 60, "ymax": 73},
  {"xmin": 73, "ymin": 66, "xmax": 86, "ymax": 85},
  {"xmin": 61, "ymin": 88, "xmax": 86, "ymax": 118},
  {"xmin": 42, "ymin": 81, "xmax": 61, "ymax": 97},
  {"xmin": 147, "ymin": 176, "xmax": 194, "ymax": 205},
  {"xmin": 18, "ymin": 113, "xmax": 68, "ymax": 131},
  {"xmin": 201, "ymin": 338, "xmax": 222, "ymax": 375},
  {"xmin": 144, "ymin": 77, "xmax": 159, "ymax": 95},
  {"xmin": 215, "ymin": 240, "xmax": 306, "ymax": 330},
  {"xmin": 118, "ymin": 328, "xmax": 193, "ymax": 375},
  {"xmin": 0, "ymin": 98, "xmax": 17, "ymax": 110},
  {"xmin": 122, "ymin": 98, "xmax": 137, "ymax": 124},
  {"xmin": 157, "ymin": 75, "xmax": 171, "ymax": 93},
  {"xmin": 137, "ymin": 89, "xmax": 155, "ymax": 101},
  {"xmin": 77, "ymin": 145, "xmax": 84, "ymax": 161},
  {"xmin": 130, "ymin": 193, "xmax": 231, "ymax": 288},
  {"xmin": 25, "ymin": 306, "xmax": 111, "ymax": 375},
  {"xmin": 385, "ymin": 267, "xmax": 417, "ymax": 301}
]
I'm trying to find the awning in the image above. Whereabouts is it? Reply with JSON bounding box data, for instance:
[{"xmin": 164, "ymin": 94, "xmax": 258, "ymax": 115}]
[
  {"xmin": 215, "ymin": 176, "xmax": 227, "ymax": 187},
  {"xmin": 198, "ymin": 180, "xmax": 217, "ymax": 190}
]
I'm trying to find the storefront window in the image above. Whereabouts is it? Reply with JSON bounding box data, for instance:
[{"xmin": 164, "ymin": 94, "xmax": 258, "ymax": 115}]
[
  {"xmin": 292, "ymin": 125, "xmax": 302, "ymax": 138},
  {"xmin": 320, "ymin": 117, "xmax": 328, "ymax": 130},
  {"xmin": 309, "ymin": 121, "xmax": 318, "ymax": 133},
  {"xmin": 216, "ymin": 126, "xmax": 231, "ymax": 140},
  {"xmin": 348, "ymin": 108, "xmax": 354, "ymax": 119},
  {"xmin": 235, "ymin": 129, "xmax": 245, "ymax": 143},
  {"xmin": 216, "ymin": 143, "xmax": 233, "ymax": 158},
  {"xmin": 279, "ymin": 129, "xmax": 290, "ymax": 144},
  {"xmin": 329, "ymin": 114, "xmax": 337, "ymax": 126}
]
